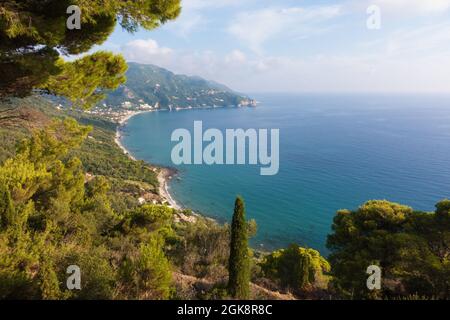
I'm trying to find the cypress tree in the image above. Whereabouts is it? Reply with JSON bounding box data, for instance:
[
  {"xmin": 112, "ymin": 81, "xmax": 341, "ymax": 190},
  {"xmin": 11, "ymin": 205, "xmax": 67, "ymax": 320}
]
[{"xmin": 228, "ymin": 196, "xmax": 250, "ymax": 299}]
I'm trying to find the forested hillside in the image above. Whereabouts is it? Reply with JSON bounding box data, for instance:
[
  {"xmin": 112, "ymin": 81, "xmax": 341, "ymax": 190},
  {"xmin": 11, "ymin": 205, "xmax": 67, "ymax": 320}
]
[{"xmin": 101, "ymin": 63, "xmax": 254, "ymax": 110}]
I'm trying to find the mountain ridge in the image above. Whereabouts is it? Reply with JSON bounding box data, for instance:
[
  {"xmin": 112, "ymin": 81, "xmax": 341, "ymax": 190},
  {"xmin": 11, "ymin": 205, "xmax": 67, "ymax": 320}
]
[{"xmin": 100, "ymin": 62, "xmax": 256, "ymax": 111}]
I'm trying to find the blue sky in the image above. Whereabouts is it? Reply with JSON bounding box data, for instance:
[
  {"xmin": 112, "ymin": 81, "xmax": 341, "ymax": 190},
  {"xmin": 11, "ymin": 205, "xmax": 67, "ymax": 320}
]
[{"xmin": 96, "ymin": 0, "xmax": 450, "ymax": 93}]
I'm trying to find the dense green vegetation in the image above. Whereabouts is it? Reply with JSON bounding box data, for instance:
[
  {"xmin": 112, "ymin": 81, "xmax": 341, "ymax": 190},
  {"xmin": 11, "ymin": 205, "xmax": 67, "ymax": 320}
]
[
  {"xmin": 0, "ymin": 117, "xmax": 173, "ymax": 299},
  {"xmin": 0, "ymin": 97, "xmax": 158, "ymax": 188},
  {"xmin": 260, "ymin": 245, "xmax": 330, "ymax": 294},
  {"xmin": 42, "ymin": 52, "xmax": 128, "ymax": 109},
  {"xmin": 327, "ymin": 200, "xmax": 450, "ymax": 299},
  {"xmin": 170, "ymin": 216, "xmax": 230, "ymax": 281},
  {"xmin": 0, "ymin": 112, "xmax": 236, "ymax": 300},
  {"xmin": 102, "ymin": 62, "xmax": 250, "ymax": 109}
]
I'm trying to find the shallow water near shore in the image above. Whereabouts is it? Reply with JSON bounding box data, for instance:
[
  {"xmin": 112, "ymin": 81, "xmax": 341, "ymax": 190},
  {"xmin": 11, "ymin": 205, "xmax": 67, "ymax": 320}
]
[{"xmin": 121, "ymin": 93, "xmax": 450, "ymax": 254}]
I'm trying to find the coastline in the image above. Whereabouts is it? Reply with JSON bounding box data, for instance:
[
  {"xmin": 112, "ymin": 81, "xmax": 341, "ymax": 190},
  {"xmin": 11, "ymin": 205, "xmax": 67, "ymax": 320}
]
[
  {"xmin": 114, "ymin": 110, "xmax": 182, "ymax": 211},
  {"xmin": 157, "ymin": 166, "xmax": 182, "ymax": 211}
]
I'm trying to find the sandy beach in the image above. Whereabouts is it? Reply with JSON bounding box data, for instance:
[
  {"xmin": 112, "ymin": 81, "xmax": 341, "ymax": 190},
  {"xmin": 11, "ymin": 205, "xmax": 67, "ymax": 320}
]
[
  {"xmin": 114, "ymin": 110, "xmax": 182, "ymax": 210},
  {"xmin": 114, "ymin": 110, "xmax": 153, "ymax": 161},
  {"xmin": 157, "ymin": 167, "xmax": 182, "ymax": 210}
]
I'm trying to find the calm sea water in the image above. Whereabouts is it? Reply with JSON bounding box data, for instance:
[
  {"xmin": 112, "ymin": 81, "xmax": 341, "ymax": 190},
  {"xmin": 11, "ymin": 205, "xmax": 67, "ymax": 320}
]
[{"xmin": 121, "ymin": 94, "xmax": 450, "ymax": 254}]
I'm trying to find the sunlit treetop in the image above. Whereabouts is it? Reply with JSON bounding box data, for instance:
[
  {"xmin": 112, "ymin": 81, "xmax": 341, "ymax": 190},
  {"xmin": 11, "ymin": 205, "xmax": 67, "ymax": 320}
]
[
  {"xmin": 0, "ymin": 0, "xmax": 181, "ymax": 103},
  {"xmin": 0, "ymin": 0, "xmax": 181, "ymax": 53}
]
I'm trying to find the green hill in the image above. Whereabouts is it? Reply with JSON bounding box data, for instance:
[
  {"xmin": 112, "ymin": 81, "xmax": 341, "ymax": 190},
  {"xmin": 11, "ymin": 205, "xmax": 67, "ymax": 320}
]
[{"xmin": 101, "ymin": 62, "xmax": 255, "ymax": 110}]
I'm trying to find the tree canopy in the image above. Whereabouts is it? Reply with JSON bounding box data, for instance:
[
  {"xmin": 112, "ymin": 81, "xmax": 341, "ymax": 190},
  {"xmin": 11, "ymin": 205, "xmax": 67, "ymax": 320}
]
[
  {"xmin": 0, "ymin": 0, "xmax": 181, "ymax": 102},
  {"xmin": 260, "ymin": 244, "xmax": 330, "ymax": 292},
  {"xmin": 42, "ymin": 52, "xmax": 128, "ymax": 109},
  {"xmin": 0, "ymin": 118, "xmax": 174, "ymax": 299},
  {"xmin": 327, "ymin": 200, "xmax": 450, "ymax": 299},
  {"xmin": 0, "ymin": 0, "xmax": 181, "ymax": 51}
]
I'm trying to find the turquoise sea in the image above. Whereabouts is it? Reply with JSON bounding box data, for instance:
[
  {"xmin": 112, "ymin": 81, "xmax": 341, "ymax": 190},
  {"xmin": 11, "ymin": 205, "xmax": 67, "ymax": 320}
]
[{"xmin": 121, "ymin": 94, "xmax": 450, "ymax": 254}]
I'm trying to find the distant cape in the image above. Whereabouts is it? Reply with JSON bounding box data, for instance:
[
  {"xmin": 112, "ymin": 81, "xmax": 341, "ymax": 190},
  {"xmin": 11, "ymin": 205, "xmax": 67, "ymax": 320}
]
[{"xmin": 101, "ymin": 62, "xmax": 255, "ymax": 110}]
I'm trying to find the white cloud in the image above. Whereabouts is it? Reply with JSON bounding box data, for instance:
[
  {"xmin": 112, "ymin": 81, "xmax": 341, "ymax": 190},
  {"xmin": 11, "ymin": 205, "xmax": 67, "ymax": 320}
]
[
  {"xmin": 373, "ymin": 0, "xmax": 450, "ymax": 14},
  {"xmin": 122, "ymin": 39, "xmax": 174, "ymax": 66},
  {"xmin": 383, "ymin": 22, "xmax": 450, "ymax": 57},
  {"xmin": 182, "ymin": 0, "xmax": 244, "ymax": 10},
  {"xmin": 165, "ymin": 12, "xmax": 205, "ymax": 37},
  {"xmin": 121, "ymin": 30, "xmax": 450, "ymax": 94},
  {"xmin": 225, "ymin": 50, "xmax": 247, "ymax": 64},
  {"xmin": 228, "ymin": 6, "xmax": 342, "ymax": 53},
  {"xmin": 349, "ymin": 0, "xmax": 450, "ymax": 18},
  {"xmin": 164, "ymin": 0, "xmax": 247, "ymax": 37}
]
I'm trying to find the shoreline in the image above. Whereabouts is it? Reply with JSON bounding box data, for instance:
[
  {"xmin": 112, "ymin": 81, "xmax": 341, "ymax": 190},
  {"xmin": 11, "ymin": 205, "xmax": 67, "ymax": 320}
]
[
  {"xmin": 157, "ymin": 167, "xmax": 182, "ymax": 211},
  {"xmin": 114, "ymin": 110, "xmax": 182, "ymax": 210}
]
